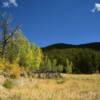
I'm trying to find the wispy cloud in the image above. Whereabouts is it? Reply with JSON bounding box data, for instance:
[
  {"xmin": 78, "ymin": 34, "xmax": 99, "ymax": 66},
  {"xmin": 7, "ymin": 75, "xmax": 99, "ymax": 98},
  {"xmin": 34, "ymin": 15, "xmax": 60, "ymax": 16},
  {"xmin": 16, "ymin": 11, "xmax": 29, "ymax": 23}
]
[
  {"xmin": 2, "ymin": 2, "xmax": 10, "ymax": 7},
  {"xmin": 92, "ymin": 3, "xmax": 100, "ymax": 13},
  {"xmin": 1, "ymin": 0, "xmax": 18, "ymax": 7}
]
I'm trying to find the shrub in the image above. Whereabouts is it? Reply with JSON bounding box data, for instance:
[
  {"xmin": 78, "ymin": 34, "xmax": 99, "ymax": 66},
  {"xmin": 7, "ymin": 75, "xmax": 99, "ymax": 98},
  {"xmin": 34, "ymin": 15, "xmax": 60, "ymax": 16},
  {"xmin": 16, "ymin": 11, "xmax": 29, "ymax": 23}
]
[
  {"xmin": 4, "ymin": 63, "xmax": 21, "ymax": 79},
  {"xmin": 56, "ymin": 79, "xmax": 65, "ymax": 84},
  {"xmin": 3, "ymin": 79, "xmax": 14, "ymax": 89}
]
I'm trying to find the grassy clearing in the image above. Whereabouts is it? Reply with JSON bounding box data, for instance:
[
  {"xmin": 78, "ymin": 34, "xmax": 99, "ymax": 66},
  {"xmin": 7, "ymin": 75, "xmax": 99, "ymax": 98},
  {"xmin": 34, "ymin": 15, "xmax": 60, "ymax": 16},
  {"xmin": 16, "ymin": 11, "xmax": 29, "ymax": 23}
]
[{"xmin": 0, "ymin": 74, "xmax": 100, "ymax": 100}]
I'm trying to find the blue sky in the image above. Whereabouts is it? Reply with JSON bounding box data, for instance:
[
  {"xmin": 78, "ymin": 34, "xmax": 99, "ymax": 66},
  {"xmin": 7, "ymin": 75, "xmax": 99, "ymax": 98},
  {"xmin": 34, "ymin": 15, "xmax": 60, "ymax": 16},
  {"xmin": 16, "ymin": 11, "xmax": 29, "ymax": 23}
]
[{"xmin": 0, "ymin": 0, "xmax": 100, "ymax": 47}]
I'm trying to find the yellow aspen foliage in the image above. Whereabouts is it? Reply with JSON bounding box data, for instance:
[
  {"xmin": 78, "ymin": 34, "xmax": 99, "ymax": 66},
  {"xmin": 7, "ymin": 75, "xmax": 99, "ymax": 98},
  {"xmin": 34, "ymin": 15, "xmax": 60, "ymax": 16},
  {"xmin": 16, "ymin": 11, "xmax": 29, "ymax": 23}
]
[
  {"xmin": 4, "ymin": 63, "xmax": 21, "ymax": 79},
  {"xmin": 0, "ymin": 58, "xmax": 5, "ymax": 70},
  {"xmin": 35, "ymin": 48, "xmax": 43, "ymax": 69},
  {"xmin": 31, "ymin": 44, "xmax": 43, "ymax": 70}
]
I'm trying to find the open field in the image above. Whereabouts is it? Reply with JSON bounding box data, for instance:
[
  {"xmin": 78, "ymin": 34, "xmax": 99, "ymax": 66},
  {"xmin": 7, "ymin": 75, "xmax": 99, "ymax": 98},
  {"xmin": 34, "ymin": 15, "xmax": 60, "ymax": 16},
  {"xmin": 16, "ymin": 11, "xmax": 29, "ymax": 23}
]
[{"xmin": 0, "ymin": 74, "xmax": 100, "ymax": 100}]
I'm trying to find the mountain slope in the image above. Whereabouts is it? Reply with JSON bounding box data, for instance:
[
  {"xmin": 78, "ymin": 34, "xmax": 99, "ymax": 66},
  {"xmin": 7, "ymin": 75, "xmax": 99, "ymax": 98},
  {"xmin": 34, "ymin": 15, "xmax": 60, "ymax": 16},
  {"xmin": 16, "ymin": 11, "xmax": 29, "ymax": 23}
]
[
  {"xmin": 41, "ymin": 42, "xmax": 100, "ymax": 74},
  {"xmin": 42, "ymin": 42, "xmax": 100, "ymax": 51}
]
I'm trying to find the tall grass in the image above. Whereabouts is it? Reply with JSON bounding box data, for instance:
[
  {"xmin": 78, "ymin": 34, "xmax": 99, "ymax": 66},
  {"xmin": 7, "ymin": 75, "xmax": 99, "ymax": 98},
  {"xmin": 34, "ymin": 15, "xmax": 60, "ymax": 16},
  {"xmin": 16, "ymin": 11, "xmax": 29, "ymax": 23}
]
[{"xmin": 0, "ymin": 74, "xmax": 100, "ymax": 100}]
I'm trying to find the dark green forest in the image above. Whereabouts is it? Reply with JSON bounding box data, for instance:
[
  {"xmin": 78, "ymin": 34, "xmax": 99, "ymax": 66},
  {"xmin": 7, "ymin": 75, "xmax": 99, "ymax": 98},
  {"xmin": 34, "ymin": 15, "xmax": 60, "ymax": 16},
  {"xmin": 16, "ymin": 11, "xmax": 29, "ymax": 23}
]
[{"xmin": 42, "ymin": 43, "xmax": 100, "ymax": 74}]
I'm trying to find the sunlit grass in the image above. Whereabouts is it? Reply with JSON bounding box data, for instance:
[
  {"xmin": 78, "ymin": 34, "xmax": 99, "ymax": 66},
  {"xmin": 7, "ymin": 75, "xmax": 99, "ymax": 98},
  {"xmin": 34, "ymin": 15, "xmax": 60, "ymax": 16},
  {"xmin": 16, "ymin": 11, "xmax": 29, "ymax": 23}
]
[{"xmin": 0, "ymin": 74, "xmax": 100, "ymax": 100}]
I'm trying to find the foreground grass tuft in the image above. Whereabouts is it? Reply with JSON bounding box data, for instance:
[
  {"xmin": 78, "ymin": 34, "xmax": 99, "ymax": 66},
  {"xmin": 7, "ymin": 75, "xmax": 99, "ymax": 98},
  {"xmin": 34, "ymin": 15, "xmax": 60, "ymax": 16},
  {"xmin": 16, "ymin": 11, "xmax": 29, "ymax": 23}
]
[{"xmin": 3, "ymin": 79, "xmax": 14, "ymax": 89}]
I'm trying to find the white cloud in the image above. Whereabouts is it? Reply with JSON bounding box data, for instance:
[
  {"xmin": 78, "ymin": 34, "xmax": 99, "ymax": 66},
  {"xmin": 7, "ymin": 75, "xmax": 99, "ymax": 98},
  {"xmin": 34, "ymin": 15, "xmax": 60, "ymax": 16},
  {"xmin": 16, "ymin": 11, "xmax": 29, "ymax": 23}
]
[
  {"xmin": 9, "ymin": 0, "xmax": 18, "ymax": 7},
  {"xmin": 92, "ymin": 3, "xmax": 100, "ymax": 13},
  {"xmin": 1, "ymin": 0, "xmax": 18, "ymax": 7},
  {"xmin": 2, "ymin": 2, "xmax": 10, "ymax": 7}
]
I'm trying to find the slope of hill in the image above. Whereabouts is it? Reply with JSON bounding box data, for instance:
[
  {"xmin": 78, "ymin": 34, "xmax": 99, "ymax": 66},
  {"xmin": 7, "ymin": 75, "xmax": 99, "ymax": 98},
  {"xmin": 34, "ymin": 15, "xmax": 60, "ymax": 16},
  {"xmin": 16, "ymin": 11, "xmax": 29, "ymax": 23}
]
[
  {"xmin": 42, "ymin": 42, "xmax": 100, "ymax": 74},
  {"xmin": 42, "ymin": 42, "xmax": 100, "ymax": 51}
]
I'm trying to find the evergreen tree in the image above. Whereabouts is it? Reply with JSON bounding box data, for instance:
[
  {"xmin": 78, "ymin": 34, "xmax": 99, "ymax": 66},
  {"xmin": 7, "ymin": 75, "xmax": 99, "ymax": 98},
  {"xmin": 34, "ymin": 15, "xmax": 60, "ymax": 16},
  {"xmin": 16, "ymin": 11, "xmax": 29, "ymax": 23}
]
[{"xmin": 65, "ymin": 59, "xmax": 73, "ymax": 73}]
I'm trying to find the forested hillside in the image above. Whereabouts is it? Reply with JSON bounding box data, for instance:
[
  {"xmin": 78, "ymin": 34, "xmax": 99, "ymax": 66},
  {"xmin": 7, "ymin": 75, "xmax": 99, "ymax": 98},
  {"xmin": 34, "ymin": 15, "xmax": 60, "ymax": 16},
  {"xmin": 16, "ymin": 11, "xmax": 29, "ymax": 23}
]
[
  {"xmin": 42, "ymin": 43, "xmax": 100, "ymax": 74},
  {"xmin": 42, "ymin": 42, "xmax": 100, "ymax": 50}
]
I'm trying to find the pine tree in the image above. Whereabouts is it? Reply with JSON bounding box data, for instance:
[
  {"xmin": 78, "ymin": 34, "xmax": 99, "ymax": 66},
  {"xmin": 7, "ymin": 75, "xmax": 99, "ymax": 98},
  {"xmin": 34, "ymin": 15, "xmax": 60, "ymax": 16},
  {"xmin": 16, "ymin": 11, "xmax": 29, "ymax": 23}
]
[{"xmin": 65, "ymin": 59, "xmax": 73, "ymax": 73}]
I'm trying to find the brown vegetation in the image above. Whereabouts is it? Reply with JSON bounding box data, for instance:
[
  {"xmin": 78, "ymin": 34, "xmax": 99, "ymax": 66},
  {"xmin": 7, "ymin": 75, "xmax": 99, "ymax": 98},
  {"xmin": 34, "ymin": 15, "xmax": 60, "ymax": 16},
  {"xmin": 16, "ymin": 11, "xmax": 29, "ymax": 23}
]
[{"xmin": 0, "ymin": 74, "xmax": 100, "ymax": 100}]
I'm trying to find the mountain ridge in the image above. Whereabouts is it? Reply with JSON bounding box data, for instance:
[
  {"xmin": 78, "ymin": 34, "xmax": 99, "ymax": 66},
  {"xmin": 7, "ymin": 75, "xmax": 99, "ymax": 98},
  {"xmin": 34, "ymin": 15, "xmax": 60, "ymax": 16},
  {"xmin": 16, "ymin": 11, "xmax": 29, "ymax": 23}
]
[{"xmin": 42, "ymin": 42, "xmax": 100, "ymax": 51}]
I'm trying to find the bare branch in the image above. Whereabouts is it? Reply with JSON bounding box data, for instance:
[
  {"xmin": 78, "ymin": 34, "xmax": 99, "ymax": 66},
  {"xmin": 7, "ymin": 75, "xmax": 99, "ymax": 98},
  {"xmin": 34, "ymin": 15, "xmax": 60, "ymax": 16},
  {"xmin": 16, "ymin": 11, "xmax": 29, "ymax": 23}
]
[{"xmin": 6, "ymin": 25, "xmax": 20, "ymax": 41}]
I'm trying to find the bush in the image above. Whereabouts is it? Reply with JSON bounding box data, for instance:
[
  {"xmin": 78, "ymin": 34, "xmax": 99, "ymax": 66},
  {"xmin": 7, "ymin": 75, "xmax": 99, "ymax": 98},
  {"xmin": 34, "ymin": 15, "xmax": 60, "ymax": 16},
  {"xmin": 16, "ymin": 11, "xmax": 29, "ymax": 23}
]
[
  {"xmin": 4, "ymin": 63, "xmax": 21, "ymax": 79},
  {"xmin": 3, "ymin": 79, "xmax": 14, "ymax": 89},
  {"xmin": 56, "ymin": 79, "xmax": 66, "ymax": 84}
]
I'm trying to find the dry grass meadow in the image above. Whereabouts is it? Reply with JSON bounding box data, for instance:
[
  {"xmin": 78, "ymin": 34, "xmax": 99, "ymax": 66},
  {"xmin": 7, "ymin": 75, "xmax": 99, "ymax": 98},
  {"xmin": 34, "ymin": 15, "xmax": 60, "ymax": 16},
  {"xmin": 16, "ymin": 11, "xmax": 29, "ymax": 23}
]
[{"xmin": 0, "ymin": 74, "xmax": 100, "ymax": 100}]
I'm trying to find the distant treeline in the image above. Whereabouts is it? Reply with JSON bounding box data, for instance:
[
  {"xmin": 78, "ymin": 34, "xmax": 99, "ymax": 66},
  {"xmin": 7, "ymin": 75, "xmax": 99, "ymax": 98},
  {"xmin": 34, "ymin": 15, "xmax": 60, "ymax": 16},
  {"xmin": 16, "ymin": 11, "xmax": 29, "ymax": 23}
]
[{"xmin": 42, "ymin": 44, "xmax": 100, "ymax": 74}]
